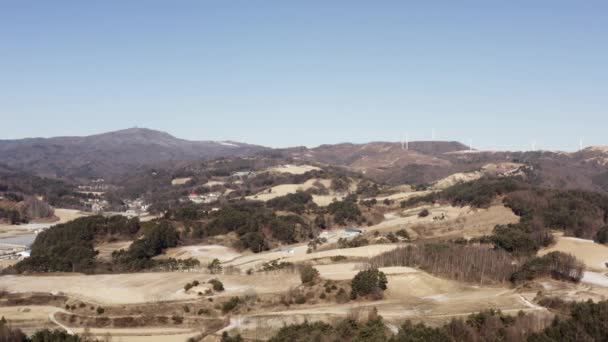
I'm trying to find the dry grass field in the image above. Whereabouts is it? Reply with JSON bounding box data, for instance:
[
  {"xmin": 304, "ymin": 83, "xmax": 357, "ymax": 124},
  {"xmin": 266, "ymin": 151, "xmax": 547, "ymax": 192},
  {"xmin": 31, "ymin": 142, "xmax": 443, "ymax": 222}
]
[
  {"xmin": 171, "ymin": 177, "xmax": 193, "ymax": 186},
  {"xmin": 2, "ymin": 194, "xmax": 607, "ymax": 341},
  {"xmin": 364, "ymin": 203, "xmax": 519, "ymax": 240},
  {"xmin": 539, "ymin": 234, "xmax": 608, "ymax": 272},
  {"xmin": 268, "ymin": 164, "xmax": 321, "ymax": 175},
  {"xmin": 0, "ymin": 272, "xmax": 300, "ymax": 305}
]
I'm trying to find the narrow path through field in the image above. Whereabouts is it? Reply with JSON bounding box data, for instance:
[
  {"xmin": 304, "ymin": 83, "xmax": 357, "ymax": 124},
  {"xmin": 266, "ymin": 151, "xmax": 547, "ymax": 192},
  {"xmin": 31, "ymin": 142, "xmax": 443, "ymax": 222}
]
[{"xmin": 48, "ymin": 308, "xmax": 74, "ymax": 335}]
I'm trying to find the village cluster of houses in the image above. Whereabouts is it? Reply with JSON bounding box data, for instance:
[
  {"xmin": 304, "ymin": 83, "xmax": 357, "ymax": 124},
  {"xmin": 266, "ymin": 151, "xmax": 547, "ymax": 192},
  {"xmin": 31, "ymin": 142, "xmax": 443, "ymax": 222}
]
[
  {"xmin": 0, "ymin": 245, "xmax": 31, "ymax": 260},
  {"xmin": 124, "ymin": 198, "xmax": 150, "ymax": 216},
  {"xmin": 77, "ymin": 178, "xmax": 109, "ymax": 192},
  {"xmin": 187, "ymin": 192, "xmax": 221, "ymax": 204},
  {"xmin": 84, "ymin": 198, "xmax": 109, "ymax": 213}
]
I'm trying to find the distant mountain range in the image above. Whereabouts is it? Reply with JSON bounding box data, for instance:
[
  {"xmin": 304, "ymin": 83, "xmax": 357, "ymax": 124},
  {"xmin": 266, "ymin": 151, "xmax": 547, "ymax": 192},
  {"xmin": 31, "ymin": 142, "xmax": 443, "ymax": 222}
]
[
  {"xmin": 0, "ymin": 128, "xmax": 267, "ymax": 180},
  {"xmin": 1, "ymin": 128, "xmax": 607, "ymax": 193},
  {"xmin": 284, "ymin": 141, "xmax": 608, "ymax": 192}
]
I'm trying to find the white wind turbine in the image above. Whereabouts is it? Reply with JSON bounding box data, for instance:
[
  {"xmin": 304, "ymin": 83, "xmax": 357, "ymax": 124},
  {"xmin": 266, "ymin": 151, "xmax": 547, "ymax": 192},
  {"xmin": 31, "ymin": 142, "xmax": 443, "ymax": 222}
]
[{"xmin": 400, "ymin": 132, "xmax": 409, "ymax": 150}]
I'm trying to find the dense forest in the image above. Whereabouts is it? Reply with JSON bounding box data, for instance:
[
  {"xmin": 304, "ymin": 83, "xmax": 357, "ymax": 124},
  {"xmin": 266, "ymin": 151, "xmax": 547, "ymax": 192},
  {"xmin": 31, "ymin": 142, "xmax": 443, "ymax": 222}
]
[
  {"xmin": 403, "ymin": 178, "xmax": 608, "ymax": 251},
  {"xmin": 12, "ymin": 216, "xmax": 140, "ymax": 273},
  {"xmin": 0, "ymin": 165, "xmax": 86, "ymax": 210}
]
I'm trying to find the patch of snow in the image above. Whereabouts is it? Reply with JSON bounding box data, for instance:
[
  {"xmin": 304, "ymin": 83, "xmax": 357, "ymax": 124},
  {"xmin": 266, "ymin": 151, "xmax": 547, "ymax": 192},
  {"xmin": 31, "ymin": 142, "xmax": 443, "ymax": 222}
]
[
  {"xmin": 562, "ymin": 237, "xmax": 596, "ymax": 244},
  {"xmin": 217, "ymin": 141, "xmax": 239, "ymax": 147},
  {"xmin": 582, "ymin": 271, "xmax": 608, "ymax": 287}
]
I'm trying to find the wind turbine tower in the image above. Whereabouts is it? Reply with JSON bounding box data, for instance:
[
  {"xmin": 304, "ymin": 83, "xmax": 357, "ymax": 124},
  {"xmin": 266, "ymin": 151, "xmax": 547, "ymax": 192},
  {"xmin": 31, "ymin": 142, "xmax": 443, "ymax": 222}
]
[
  {"xmin": 579, "ymin": 138, "xmax": 584, "ymax": 151},
  {"xmin": 401, "ymin": 133, "xmax": 410, "ymax": 150}
]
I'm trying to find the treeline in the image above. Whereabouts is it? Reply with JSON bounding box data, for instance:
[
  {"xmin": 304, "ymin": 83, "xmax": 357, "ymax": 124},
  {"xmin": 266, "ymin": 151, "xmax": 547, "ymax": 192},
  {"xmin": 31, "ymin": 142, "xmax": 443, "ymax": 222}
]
[
  {"xmin": 1, "ymin": 318, "xmax": 80, "ymax": 341},
  {"xmin": 0, "ymin": 196, "xmax": 54, "ymax": 224},
  {"xmin": 327, "ymin": 195, "xmax": 362, "ymax": 225},
  {"xmin": 592, "ymin": 170, "xmax": 608, "ymax": 192},
  {"xmin": 0, "ymin": 166, "xmax": 86, "ymax": 210},
  {"xmin": 401, "ymin": 178, "xmax": 522, "ymax": 209},
  {"xmin": 401, "ymin": 178, "xmax": 608, "ymax": 252},
  {"xmin": 206, "ymin": 202, "xmax": 314, "ymax": 252},
  {"xmin": 264, "ymin": 299, "xmax": 608, "ymax": 342},
  {"xmin": 267, "ymin": 191, "xmax": 315, "ymax": 214},
  {"xmin": 12, "ymin": 215, "xmax": 194, "ymax": 274},
  {"xmin": 0, "ymin": 207, "xmax": 23, "ymax": 224},
  {"xmin": 510, "ymin": 252, "xmax": 584, "ymax": 283},
  {"xmin": 165, "ymin": 201, "xmax": 316, "ymax": 253},
  {"xmin": 370, "ymin": 243, "xmax": 517, "ymax": 284},
  {"xmin": 504, "ymin": 188, "xmax": 608, "ymax": 239},
  {"xmin": 111, "ymin": 221, "xmax": 183, "ymax": 271},
  {"xmin": 370, "ymin": 242, "xmax": 584, "ymax": 285},
  {"xmin": 163, "ymin": 194, "xmax": 364, "ymax": 253},
  {"xmin": 13, "ymin": 215, "xmax": 140, "ymax": 273}
]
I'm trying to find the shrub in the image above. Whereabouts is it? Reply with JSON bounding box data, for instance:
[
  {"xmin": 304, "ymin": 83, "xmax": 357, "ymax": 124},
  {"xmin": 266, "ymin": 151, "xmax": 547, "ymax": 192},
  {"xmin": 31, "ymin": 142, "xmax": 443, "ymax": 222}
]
[
  {"xmin": 96, "ymin": 307, "xmax": 104, "ymax": 315},
  {"xmin": 260, "ymin": 260, "xmax": 294, "ymax": 272},
  {"xmin": 330, "ymin": 255, "xmax": 347, "ymax": 262},
  {"xmin": 335, "ymin": 288, "xmax": 350, "ymax": 303},
  {"xmin": 222, "ymin": 297, "xmax": 241, "ymax": 313},
  {"xmin": 294, "ymin": 294, "xmax": 306, "ymax": 304},
  {"xmin": 328, "ymin": 200, "xmax": 362, "ymax": 225},
  {"xmin": 184, "ymin": 283, "xmax": 193, "ymax": 292},
  {"xmin": 395, "ymin": 229, "xmax": 410, "ymax": 240},
  {"xmin": 209, "ymin": 278, "xmax": 225, "ymax": 292},
  {"xmin": 338, "ymin": 236, "xmax": 368, "ymax": 249},
  {"xmin": 418, "ymin": 209, "xmax": 430, "ymax": 217},
  {"xmin": 299, "ymin": 265, "xmax": 319, "ymax": 285},
  {"xmin": 350, "ymin": 268, "xmax": 387, "ymax": 299},
  {"xmin": 208, "ymin": 258, "xmax": 222, "ymax": 274},
  {"xmin": 386, "ymin": 232, "xmax": 398, "ymax": 243},
  {"xmin": 267, "ymin": 191, "xmax": 313, "ymax": 214},
  {"xmin": 221, "ymin": 332, "xmax": 244, "ymax": 342},
  {"xmin": 595, "ymin": 226, "xmax": 608, "ymax": 244},
  {"xmin": 239, "ymin": 232, "xmax": 269, "ymax": 253}
]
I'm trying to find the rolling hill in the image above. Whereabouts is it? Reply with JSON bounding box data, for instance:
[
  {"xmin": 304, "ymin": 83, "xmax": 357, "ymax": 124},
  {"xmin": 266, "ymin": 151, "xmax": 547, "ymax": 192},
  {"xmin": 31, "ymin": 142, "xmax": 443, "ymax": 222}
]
[{"xmin": 0, "ymin": 128, "xmax": 268, "ymax": 180}]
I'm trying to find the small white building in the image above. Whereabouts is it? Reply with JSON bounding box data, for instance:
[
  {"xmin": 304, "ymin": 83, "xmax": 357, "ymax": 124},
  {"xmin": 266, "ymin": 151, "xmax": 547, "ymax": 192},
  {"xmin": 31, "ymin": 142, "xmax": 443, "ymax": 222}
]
[
  {"xmin": 344, "ymin": 228, "xmax": 363, "ymax": 237},
  {"xmin": 17, "ymin": 250, "xmax": 31, "ymax": 259}
]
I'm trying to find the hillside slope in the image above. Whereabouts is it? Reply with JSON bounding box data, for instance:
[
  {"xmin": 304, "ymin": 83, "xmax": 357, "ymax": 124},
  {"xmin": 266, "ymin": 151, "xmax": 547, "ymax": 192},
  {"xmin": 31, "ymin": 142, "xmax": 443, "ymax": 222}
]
[{"xmin": 0, "ymin": 128, "xmax": 268, "ymax": 180}]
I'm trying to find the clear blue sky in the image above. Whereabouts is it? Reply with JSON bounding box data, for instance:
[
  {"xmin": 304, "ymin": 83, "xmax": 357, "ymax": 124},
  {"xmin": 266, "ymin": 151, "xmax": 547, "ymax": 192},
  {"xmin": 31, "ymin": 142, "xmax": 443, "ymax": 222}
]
[{"xmin": 1, "ymin": 1, "xmax": 606, "ymax": 151}]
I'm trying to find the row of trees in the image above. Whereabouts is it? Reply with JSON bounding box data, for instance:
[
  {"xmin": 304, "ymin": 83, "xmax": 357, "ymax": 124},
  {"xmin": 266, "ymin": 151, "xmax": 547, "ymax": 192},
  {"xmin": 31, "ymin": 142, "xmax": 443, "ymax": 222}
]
[
  {"xmin": 0, "ymin": 196, "xmax": 54, "ymax": 224},
  {"xmin": 371, "ymin": 242, "xmax": 585, "ymax": 285},
  {"xmin": 370, "ymin": 243, "xmax": 517, "ymax": 284},
  {"xmin": 266, "ymin": 299, "xmax": 608, "ymax": 342},
  {"xmin": 0, "ymin": 318, "xmax": 80, "ymax": 342}
]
